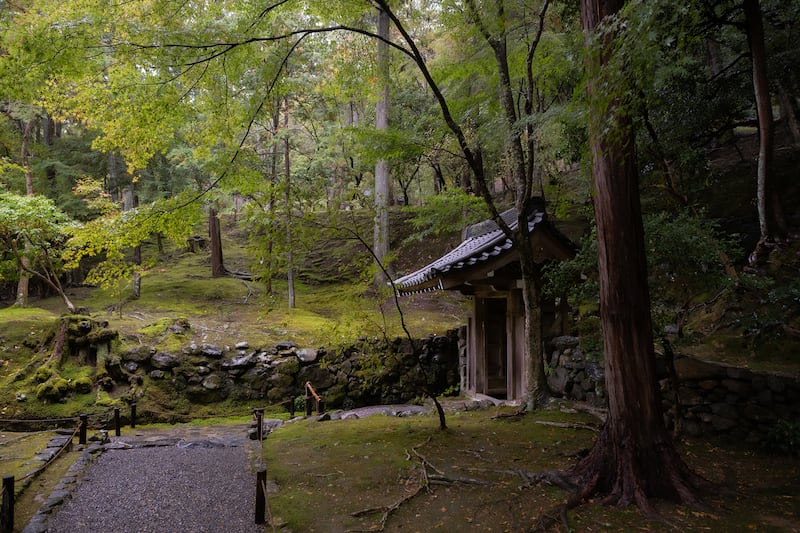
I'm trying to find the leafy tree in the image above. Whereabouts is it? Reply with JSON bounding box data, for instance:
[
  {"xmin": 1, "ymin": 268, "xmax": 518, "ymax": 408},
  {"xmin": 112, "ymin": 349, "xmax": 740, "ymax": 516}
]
[
  {"xmin": 64, "ymin": 193, "xmax": 203, "ymax": 304},
  {"xmin": 0, "ymin": 192, "xmax": 78, "ymax": 312}
]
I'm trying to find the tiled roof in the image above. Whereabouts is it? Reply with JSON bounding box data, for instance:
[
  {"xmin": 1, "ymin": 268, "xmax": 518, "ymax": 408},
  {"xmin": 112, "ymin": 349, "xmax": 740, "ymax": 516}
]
[{"xmin": 393, "ymin": 207, "xmax": 545, "ymax": 294}]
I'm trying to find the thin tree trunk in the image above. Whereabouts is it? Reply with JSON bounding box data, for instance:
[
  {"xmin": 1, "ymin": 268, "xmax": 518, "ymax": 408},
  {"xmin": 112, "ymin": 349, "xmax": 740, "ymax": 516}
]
[
  {"xmin": 373, "ymin": 6, "xmax": 391, "ymax": 287},
  {"xmin": 777, "ymin": 81, "xmax": 800, "ymax": 147},
  {"xmin": 284, "ymin": 99, "xmax": 295, "ymax": 309},
  {"xmin": 209, "ymin": 207, "xmax": 226, "ymax": 277},
  {"xmin": 123, "ymin": 185, "xmax": 141, "ymax": 299},
  {"xmin": 518, "ymin": 248, "xmax": 547, "ymax": 410},
  {"xmin": 16, "ymin": 118, "xmax": 38, "ymax": 307},
  {"xmin": 745, "ymin": 0, "xmax": 786, "ymax": 264}
]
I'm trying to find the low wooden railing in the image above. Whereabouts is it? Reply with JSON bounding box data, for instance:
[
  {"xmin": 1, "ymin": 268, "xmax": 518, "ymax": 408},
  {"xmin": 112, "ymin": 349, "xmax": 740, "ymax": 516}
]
[{"xmin": 304, "ymin": 381, "xmax": 325, "ymax": 416}]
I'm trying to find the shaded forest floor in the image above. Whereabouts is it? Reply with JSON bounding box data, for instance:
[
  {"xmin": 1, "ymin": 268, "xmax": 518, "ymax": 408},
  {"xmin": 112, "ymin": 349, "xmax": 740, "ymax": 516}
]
[{"xmin": 266, "ymin": 403, "xmax": 799, "ymax": 532}]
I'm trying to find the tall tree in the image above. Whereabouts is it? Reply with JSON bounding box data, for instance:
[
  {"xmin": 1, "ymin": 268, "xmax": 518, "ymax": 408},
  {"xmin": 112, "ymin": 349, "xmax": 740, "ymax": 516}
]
[
  {"xmin": 208, "ymin": 206, "xmax": 226, "ymax": 277},
  {"xmin": 373, "ymin": 6, "xmax": 391, "ymax": 286},
  {"xmin": 744, "ymin": 0, "xmax": 786, "ymax": 264},
  {"xmin": 373, "ymin": 0, "xmax": 563, "ymax": 408},
  {"xmin": 0, "ymin": 192, "xmax": 78, "ymax": 313},
  {"xmin": 566, "ymin": 0, "xmax": 706, "ymax": 512}
]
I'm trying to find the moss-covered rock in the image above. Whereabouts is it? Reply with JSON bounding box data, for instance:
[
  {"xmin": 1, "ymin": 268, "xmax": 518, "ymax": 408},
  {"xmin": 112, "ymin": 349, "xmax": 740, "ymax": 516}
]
[
  {"xmin": 73, "ymin": 376, "xmax": 94, "ymax": 394},
  {"xmin": 36, "ymin": 377, "xmax": 70, "ymax": 402},
  {"xmin": 34, "ymin": 365, "xmax": 55, "ymax": 383}
]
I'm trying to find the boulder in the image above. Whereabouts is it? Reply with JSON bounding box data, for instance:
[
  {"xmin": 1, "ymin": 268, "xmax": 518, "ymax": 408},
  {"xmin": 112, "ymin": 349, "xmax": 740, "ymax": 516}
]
[
  {"xmin": 547, "ymin": 367, "xmax": 570, "ymax": 396},
  {"xmin": 276, "ymin": 341, "xmax": 298, "ymax": 353},
  {"xmin": 123, "ymin": 346, "xmax": 153, "ymax": 364},
  {"xmin": 296, "ymin": 348, "xmax": 319, "ymax": 364},
  {"xmin": 222, "ymin": 354, "xmax": 255, "ymax": 370},
  {"xmin": 151, "ymin": 352, "xmax": 180, "ymax": 369}
]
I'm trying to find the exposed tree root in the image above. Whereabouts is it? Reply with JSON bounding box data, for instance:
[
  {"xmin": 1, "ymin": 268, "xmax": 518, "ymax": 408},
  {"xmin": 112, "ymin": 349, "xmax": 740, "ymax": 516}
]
[
  {"xmin": 44, "ymin": 319, "xmax": 68, "ymax": 366},
  {"xmin": 348, "ymin": 438, "xmax": 490, "ymax": 532},
  {"xmin": 535, "ymin": 420, "xmax": 599, "ymax": 432},
  {"xmin": 524, "ymin": 424, "xmax": 717, "ymax": 532},
  {"xmin": 348, "ymin": 480, "xmax": 426, "ymax": 533}
]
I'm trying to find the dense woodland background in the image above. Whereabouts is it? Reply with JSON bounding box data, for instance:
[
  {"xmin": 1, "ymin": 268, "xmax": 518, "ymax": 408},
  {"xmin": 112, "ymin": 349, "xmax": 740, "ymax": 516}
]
[
  {"xmin": 0, "ymin": 0, "xmax": 799, "ymax": 517},
  {"xmin": 1, "ymin": 0, "xmax": 798, "ymax": 372}
]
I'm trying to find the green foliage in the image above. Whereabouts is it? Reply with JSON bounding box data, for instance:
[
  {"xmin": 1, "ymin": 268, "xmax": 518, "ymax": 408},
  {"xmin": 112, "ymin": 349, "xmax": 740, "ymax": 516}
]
[
  {"xmin": 403, "ymin": 190, "xmax": 488, "ymax": 243},
  {"xmin": 764, "ymin": 419, "xmax": 800, "ymax": 456},
  {"xmin": 545, "ymin": 210, "xmax": 739, "ymax": 335},
  {"xmin": 35, "ymin": 377, "xmax": 70, "ymax": 402},
  {"xmin": 73, "ymin": 376, "xmax": 94, "ymax": 394}
]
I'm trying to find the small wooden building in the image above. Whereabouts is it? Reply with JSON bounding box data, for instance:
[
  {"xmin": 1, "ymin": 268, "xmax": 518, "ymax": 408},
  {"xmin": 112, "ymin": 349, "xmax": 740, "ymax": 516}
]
[{"xmin": 393, "ymin": 204, "xmax": 575, "ymax": 401}]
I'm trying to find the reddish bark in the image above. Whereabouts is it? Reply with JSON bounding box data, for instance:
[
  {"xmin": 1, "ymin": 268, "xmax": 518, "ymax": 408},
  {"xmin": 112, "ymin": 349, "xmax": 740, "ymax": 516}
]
[{"xmin": 572, "ymin": 0, "xmax": 707, "ymax": 513}]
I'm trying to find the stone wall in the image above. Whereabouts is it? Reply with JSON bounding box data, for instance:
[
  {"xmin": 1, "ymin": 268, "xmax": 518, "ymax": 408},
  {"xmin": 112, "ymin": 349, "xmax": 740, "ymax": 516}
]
[
  {"xmin": 542, "ymin": 335, "xmax": 800, "ymax": 446},
  {"xmin": 115, "ymin": 331, "xmax": 460, "ymax": 416}
]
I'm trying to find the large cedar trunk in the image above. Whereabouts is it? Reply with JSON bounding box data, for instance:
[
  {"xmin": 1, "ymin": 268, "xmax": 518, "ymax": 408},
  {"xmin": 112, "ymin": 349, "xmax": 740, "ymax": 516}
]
[{"xmin": 572, "ymin": 0, "xmax": 705, "ymax": 512}]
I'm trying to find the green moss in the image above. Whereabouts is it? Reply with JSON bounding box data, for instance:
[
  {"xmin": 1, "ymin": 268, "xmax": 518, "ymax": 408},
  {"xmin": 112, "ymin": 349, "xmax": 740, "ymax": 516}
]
[
  {"xmin": 36, "ymin": 377, "xmax": 70, "ymax": 402},
  {"xmin": 34, "ymin": 366, "xmax": 55, "ymax": 383},
  {"xmin": 73, "ymin": 376, "xmax": 93, "ymax": 394}
]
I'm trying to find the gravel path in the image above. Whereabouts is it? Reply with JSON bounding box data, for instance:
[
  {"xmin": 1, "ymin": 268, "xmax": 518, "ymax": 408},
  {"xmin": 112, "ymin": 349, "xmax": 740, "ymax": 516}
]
[{"xmin": 43, "ymin": 427, "xmax": 265, "ymax": 533}]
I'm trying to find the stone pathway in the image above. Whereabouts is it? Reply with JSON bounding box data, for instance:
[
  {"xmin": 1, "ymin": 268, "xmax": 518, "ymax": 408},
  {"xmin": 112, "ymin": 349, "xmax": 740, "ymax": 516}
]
[{"xmin": 23, "ymin": 424, "xmax": 265, "ymax": 533}]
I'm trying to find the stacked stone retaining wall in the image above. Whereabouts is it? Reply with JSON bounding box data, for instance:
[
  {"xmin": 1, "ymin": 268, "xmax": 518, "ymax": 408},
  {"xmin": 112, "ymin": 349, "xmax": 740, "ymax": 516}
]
[{"xmin": 541, "ymin": 336, "xmax": 800, "ymax": 446}]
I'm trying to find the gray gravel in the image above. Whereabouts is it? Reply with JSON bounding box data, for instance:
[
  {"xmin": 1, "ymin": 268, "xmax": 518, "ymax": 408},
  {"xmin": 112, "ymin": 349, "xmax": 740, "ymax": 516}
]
[{"xmin": 46, "ymin": 444, "xmax": 265, "ymax": 532}]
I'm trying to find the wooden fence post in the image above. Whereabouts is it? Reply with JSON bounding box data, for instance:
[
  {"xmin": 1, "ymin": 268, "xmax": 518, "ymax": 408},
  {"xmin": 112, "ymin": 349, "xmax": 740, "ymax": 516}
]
[
  {"xmin": 130, "ymin": 402, "xmax": 137, "ymax": 429},
  {"xmin": 79, "ymin": 414, "xmax": 88, "ymax": 445},
  {"xmin": 255, "ymin": 468, "xmax": 267, "ymax": 524},
  {"xmin": 253, "ymin": 408, "xmax": 264, "ymax": 442},
  {"xmin": 2, "ymin": 475, "xmax": 14, "ymax": 533},
  {"xmin": 114, "ymin": 407, "xmax": 121, "ymax": 437}
]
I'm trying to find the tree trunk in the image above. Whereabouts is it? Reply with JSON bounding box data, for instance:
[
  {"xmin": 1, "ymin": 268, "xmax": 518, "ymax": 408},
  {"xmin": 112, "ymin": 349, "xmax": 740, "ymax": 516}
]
[
  {"xmin": 123, "ymin": 185, "xmax": 141, "ymax": 299},
  {"xmin": 745, "ymin": 0, "xmax": 786, "ymax": 264},
  {"xmin": 284, "ymin": 99, "xmax": 295, "ymax": 309},
  {"xmin": 16, "ymin": 119, "xmax": 36, "ymax": 307},
  {"xmin": 209, "ymin": 207, "xmax": 226, "ymax": 277},
  {"xmin": 373, "ymin": 6, "xmax": 391, "ymax": 287},
  {"xmin": 572, "ymin": 0, "xmax": 705, "ymax": 512},
  {"xmin": 517, "ymin": 243, "xmax": 547, "ymax": 410},
  {"xmin": 777, "ymin": 81, "xmax": 800, "ymax": 147}
]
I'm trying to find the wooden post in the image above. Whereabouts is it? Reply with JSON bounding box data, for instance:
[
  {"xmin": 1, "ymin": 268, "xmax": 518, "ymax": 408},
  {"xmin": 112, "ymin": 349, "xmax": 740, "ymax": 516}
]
[
  {"xmin": 317, "ymin": 398, "xmax": 325, "ymax": 415},
  {"xmin": 253, "ymin": 408, "xmax": 264, "ymax": 442},
  {"xmin": 114, "ymin": 408, "xmax": 121, "ymax": 437},
  {"xmin": 130, "ymin": 402, "xmax": 137, "ymax": 429},
  {"xmin": 2, "ymin": 476, "xmax": 14, "ymax": 533},
  {"xmin": 289, "ymin": 396, "xmax": 295, "ymax": 419},
  {"xmin": 255, "ymin": 468, "xmax": 267, "ymax": 524},
  {"xmin": 305, "ymin": 394, "xmax": 312, "ymax": 416},
  {"xmin": 79, "ymin": 414, "xmax": 88, "ymax": 445}
]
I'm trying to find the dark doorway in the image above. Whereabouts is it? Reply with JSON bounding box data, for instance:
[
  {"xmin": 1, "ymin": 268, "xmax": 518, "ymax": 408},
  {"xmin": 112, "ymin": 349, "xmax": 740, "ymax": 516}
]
[{"xmin": 484, "ymin": 298, "xmax": 507, "ymax": 398}]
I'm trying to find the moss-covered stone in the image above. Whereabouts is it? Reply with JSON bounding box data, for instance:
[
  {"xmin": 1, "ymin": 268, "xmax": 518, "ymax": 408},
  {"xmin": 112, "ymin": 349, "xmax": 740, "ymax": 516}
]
[
  {"xmin": 73, "ymin": 376, "xmax": 94, "ymax": 394},
  {"xmin": 33, "ymin": 366, "xmax": 55, "ymax": 383},
  {"xmin": 36, "ymin": 377, "xmax": 70, "ymax": 402}
]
